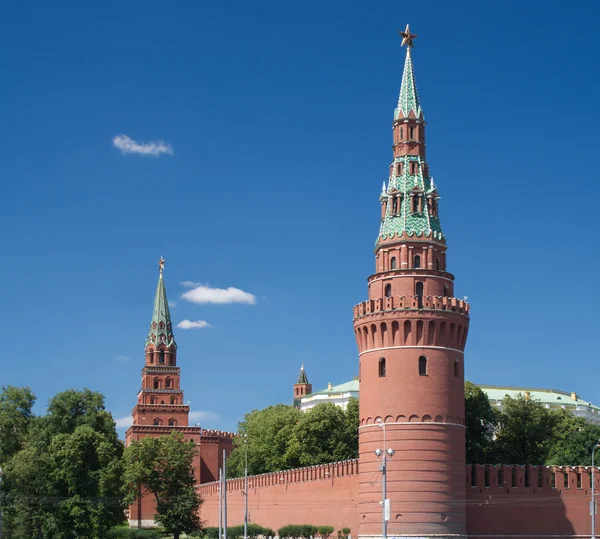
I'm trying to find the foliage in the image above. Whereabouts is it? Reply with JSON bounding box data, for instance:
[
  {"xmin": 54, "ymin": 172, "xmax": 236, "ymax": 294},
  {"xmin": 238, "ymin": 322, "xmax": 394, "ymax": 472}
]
[
  {"xmin": 227, "ymin": 402, "xmax": 358, "ymax": 477},
  {"xmin": 105, "ymin": 527, "xmax": 163, "ymax": 538},
  {"xmin": 200, "ymin": 525, "xmax": 275, "ymax": 539},
  {"xmin": 546, "ymin": 410, "xmax": 600, "ymax": 466},
  {"xmin": 286, "ymin": 403, "xmax": 356, "ymax": 467},
  {"xmin": 1, "ymin": 388, "xmax": 124, "ymax": 539},
  {"xmin": 491, "ymin": 393, "xmax": 559, "ymax": 464},
  {"xmin": 122, "ymin": 432, "xmax": 202, "ymax": 539},
  {"xmin": 278, "ymin": 524, "xmax": 320, "ymax": 538},
  {"xmin": 0, "ymin": 385, "xmax": 36, "ymax": 464},
  {"xmin": 316, "ymin": 526, "xmax": 334, "ymax": 537},
  {"xmin": 464, "ymin": 381, "xmax": 497, "ymax": 463},
  {"xmin": 226, "ymin": 405, "xmax": 303, "ymax": 477}
]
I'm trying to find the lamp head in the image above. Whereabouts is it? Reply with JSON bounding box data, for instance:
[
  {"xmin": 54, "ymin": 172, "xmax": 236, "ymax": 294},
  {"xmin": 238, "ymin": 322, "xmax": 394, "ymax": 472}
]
[
  {"xmin": 387, "ymin": 448, "xmax": 395, "ymax": 457},
  {"xmin": 374, "ymin": 448, "xmax": 383, "ymax": 457}
]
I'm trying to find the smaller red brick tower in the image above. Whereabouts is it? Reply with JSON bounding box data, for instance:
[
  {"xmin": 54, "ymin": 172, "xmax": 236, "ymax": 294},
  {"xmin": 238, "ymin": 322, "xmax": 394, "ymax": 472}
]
[
  {"xmin": 125, "ymin": 258, "xmax": 202, "ymax": 528},
  {"xmin": 293, "ymin": 364, "xmax": 312, "ymax": 407}
]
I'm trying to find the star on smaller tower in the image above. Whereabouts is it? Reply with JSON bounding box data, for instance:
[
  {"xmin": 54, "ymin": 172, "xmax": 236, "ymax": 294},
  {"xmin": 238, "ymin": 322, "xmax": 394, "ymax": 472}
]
[
  {"xmin": 158, "ymin": 256, "xmax": 165, "ymax": 275},
  {"xmin": 399, "ymin": 24, "xmax": 417, "ymax": 48}
]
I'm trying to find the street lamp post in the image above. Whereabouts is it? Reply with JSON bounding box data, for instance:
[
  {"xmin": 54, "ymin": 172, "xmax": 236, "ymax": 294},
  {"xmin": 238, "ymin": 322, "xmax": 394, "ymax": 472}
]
[
  {"xmin": 592, "ymin": 441, "xmax": 600, "ymax": 539},
  {"xmin": 244, "ymin": 435, "xmax": 248, "ymax": 539},
  {"xmin": 375, "ymin": 421, "xmax": 395, "ymax": 539}
]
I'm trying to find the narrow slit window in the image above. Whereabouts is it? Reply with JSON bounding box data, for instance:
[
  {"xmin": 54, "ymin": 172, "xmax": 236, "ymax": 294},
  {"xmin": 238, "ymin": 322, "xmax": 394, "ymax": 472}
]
[
  {"xmin": 409, "ymin": 126, "xmax": 414, "ymax": 140},
  {"xmin": 378, "ymin": 357, "xmax": 386, "ymax": 377},
  {"xmin": 159, "ymin": 350, "xmax": 165, "ymax": 364},
  {"xmin": 454, "ymin": 360, "xmax": 459, "ymax": 378},
  {"xmin": 419, "ymin": 356, "xmax": 427, "ymax": 376},
  {"xmin": 412, "ymin": 195, "xmax": 419, "ymax": 213},
  {"xmin": 415, "ymin": 282, "xmax": 424, "ymax": 309}
]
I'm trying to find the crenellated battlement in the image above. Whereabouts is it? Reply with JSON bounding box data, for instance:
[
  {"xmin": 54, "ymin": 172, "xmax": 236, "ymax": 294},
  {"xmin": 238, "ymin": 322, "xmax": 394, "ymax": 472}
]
[
  {"xmin": 354, "ymin": 295, "xmax": 469, "ymax": 319},
  {"xmin": 466, "ymin": 464, "xmax": 600, "ymax": 493},
  {"xmin": 198, "ymin": 459, "xmax": 359, "ymax": 496},
  {"xmin": 200, "ymin": 429, "xmax": 236, "ymax": 440}
]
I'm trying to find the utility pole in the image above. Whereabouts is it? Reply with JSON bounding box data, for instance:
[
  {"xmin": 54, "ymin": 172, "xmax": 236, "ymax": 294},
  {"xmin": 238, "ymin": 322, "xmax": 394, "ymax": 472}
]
[
  {"xmin": 223, "ymin": 449, "xmax": 228, "ymax": 539},
  {"xmin": 592, "ymin": 441, "xmax": 600, "ymax": 539},
  {"xmin": 375, "ymin": 421, "xmax": 394, "ymax": 539},
  {"xmin": 244, "ymin": 435, "xmax": 249, "ymax": 539},
  {"xmin": 218, "ymin": 468, "xmax": 222, "ymax": 539}
]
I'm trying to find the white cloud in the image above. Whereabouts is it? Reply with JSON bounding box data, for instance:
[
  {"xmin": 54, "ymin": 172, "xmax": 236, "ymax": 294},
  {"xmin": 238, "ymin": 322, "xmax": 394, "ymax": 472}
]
[
  {"xmin": 177, "ymin": 319, "xmax": 210, "ymax": 330},
  {"xmin": 181, "ymin": 285, "xmax": 256, "ymax": 305},
  {"xmin": 115, "ymin": 415, "xmax": 132, "ymax": 429},
  {"xmin": 113, "ymin": 354, "xmax": 131, "ymax": 362},
  {"xmin": 189, "ymin": 410, "xmax": 219, "ymax": 422},
  {"xmin": 112, "ymin": 134, "xmax": 173, "ymax": 157},
  {"xmin": 169, "ymin": 301, "xmax": 177, "ymax": 308},
  {"xmin": 180, "ymin": 281, "xmax": 201, "ymax": 288}
]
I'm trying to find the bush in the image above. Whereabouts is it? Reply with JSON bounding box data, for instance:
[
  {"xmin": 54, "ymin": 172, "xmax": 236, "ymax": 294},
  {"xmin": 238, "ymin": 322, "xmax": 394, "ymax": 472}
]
[
  {"xmin": 337, "ymin": 529, "xmax": 351, "ymax": 539},
  {"xmin": 106, "ymin": 528, "xmax": 164, "ymax": 539},
  {"xmin": 317, "ymin": 527, "xmax": 334, "ymax": 538},
  {"xmin": 199, "ymin": 524, "xmax": 275, "ymax": 539},
  {"xmin": 278, "ymin": 525, "xmax": 322, "ymax": 538}
]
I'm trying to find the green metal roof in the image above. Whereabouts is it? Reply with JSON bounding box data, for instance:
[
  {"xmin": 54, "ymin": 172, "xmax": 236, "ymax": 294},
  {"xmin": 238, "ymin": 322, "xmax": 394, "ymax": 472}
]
[
  {"xmin": 306, "ymin": 379, "xmax": 359, "ymax": 398},
  {"xmin": 145, "ymin": 273, "xmax": 176, "ymax": 350},
  {"xmin": 395, "ymin": 48, "xmax": 423, "ymax": 120},
  {"xmin": 378, "ymin": 47, "xmax": 445, "ymax": 245},
  {"xmin": 479, "ymin": 385, "xmax": 600, "ymax": 411},
  {"xmin": 297, "ymin": 364, "xmax": 309, "ymax": 385}
]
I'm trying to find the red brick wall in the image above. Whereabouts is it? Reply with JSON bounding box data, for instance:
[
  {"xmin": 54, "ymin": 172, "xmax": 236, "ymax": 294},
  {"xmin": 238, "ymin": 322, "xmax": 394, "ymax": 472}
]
[
  {"xmin": 198, "ymin": 461, "xmax": 359, "ymax": 533},
  {"xmin": 199, "ymin": 461, "xmax": 599, "ymax": 537}
]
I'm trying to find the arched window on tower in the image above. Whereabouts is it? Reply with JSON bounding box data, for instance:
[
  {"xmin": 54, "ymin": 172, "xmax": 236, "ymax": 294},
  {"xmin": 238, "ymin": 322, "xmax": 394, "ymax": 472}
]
[
  {"xmin": 170, "ymin": 397, "xmax": 176, "ymax": 405},
  {"xmin": 149, "ymin": 353, "xmax": 154, "ymax": 364},
  {"xmin": 168, "ymin": 419, "xmax": 176, "ymax": 427},
  {"xmin": 415, "ymin": 281, "xmax": 424, "ymax": 309},
  {"xmin": 153, "ymin": 418, "xmax": 162, "ymax": 426},
  {"xmin": 436, "ymin": 258, "xmax": 440, "ymax": 271},
  {"xmin": 409, "ymin": 126, "xmax": 415, "ymax": 140},
  {"xmin": 419, "ymin": 356, "xmax": 428, "ymax": 376},
  {"xmin": 412, "ymin": 194, "xmax": 419, "ymax": 213},
  {"xmin": 414, "ymin": 255, "xmax": 421, "ymax": 269},
  {"xmin": 150, "ymin": 396, "xmax": 156, "ymax": 404},
  {"xmin": 159, "ymin": 350, "xmax": 165, "ymax": 364},
  {"xmin": 384, "ymin": 283, "xmax": 392, "ymax": 298},
  {"xmin": 400, "ymin": 127, "xmax": 404, "ymax": 140},
  {"xmin": 378, "ymin": 357, "xmax": 386, "ymax": 378},
  {"xmin": 390, "ymin": 257, "xmax": 397, "ymax": 270},
  {"xmin": 443, "ymin": 285, "xmax": 448, "ymax": 297},
  {"xmin": 153, "ymin": 379, "xmax": 160, "ymax": 389}
]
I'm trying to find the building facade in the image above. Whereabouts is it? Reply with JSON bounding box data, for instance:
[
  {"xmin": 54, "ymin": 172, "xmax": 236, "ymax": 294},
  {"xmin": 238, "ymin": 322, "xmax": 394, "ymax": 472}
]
[
  {"xmin": 298, "ymin": 380, "xmax": 600, "ymax": 425},
  {"xmin": 125, "ymin": 260, "xmax": 233, "ymax": 528}
]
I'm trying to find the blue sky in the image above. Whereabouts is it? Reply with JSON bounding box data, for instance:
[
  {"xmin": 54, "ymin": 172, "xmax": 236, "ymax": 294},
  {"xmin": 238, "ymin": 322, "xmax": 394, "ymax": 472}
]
[{"xmin": 1, "ymin": 1, "xmax": 599, "ymax": 435}]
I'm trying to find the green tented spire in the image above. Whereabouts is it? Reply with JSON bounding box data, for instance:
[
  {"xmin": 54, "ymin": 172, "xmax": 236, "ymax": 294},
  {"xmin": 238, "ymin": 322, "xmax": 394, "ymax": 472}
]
[
  {"xmin": 395, "ymin": 48, "xmax": 423, "ymax": 120},
  {"xmin": 145, "ymin": 261, "xmax": 177, "ymax": 349},
  {"xmin": 297, "ymin": 364, "xmax": 309, "ymax": 384}
]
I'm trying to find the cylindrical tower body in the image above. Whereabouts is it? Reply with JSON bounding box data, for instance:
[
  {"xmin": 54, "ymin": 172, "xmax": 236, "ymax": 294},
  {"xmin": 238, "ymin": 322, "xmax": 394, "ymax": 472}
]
[{"xmin": 354, "ymin": 39, "xmax": 470, "ymax": 539}]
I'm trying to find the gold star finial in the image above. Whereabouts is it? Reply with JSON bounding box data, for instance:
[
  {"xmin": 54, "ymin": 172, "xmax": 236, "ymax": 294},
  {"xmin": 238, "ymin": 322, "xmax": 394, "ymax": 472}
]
[
  {"xmin": 399, "ymin": 24, "xmax": 417, "ymax": 49},
  {"xmin": 158, "ymin": 256, "xmax": 165, "ymax": 275}
]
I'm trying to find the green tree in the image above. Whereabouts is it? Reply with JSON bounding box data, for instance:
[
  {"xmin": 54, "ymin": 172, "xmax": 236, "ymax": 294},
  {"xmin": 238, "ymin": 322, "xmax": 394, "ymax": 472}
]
[
  {"xmin": 2, "ymin": 389, "xmax": 124, "ymax": 539},
  {"xmin": 546, "ymin": 410, "xmax": 600, "ymax": 466},
  {"xmin": 123, "ymin": 432, "xmax": 202, "ymax": 539},
  {"xmin": 492, "ymin": 394, "xmax": 558, "ymax": 464},
  {"xmin": 227, "ymin": 405, "xmax": 302, "ymax": 477},
  {"xmin": 464, "ymin": 381, "xmax": 497, "ymax": 463},
  {"xmin": 344, "ymin": 397, "xmax": 359, "ymax": 459},
  {"xmin": 0, "ymin": 385, "xmax": 36, "ymax": 464},
  {"xmin": 286, "ymin": 403, "xmax": 356, "ymax": 466}
]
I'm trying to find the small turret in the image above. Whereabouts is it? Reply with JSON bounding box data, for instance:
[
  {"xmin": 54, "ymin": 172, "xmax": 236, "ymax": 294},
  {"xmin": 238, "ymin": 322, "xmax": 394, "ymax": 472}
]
[{"xmin": 293, "ymin": 364, "xmax": 312, "ymax": 408}]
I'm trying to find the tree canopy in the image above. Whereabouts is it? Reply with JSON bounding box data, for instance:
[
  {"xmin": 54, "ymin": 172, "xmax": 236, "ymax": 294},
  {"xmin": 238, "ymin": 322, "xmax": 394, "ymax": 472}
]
[
  {"xmin": 227, "ymin": 400, "xmax": 359, "ymax": 477},
  {"xmin": 1, "ymin": 388, "xmax": 124, "ymax": 539},
  {"xmin": 122, "ymin": 432, "xmax": 202, "ymax": 539}
]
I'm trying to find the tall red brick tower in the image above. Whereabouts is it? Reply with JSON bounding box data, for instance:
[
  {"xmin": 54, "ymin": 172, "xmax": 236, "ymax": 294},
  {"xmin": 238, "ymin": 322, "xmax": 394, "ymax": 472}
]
[
  {"xmin": 293, "ymin": 364, "xmax": 312, "ymax": 407},
  {"xmin": 125, "ymin": 258, "xmax": 202, "ymax": 528},
  {"xmin": 353, "ymin": 27, "xmax": 470, "ymax": 538}
]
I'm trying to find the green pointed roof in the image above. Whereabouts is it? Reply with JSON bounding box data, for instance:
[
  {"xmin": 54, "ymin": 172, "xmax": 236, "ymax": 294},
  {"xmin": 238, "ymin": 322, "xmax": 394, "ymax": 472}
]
[
  {"xmin": 379, "ymin": 47, "xmax": 444, "ymax": 245},
  {"xmin": 297, "ymin": 364, "xmax": 309, "ymax": 385},
  {"xmin": 145, "ymin": 271, "xmax": 177, "ymax": 350},
  {"xmin": 395, "ymin": 48, "xmax": 423, "ymax": 120}
]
